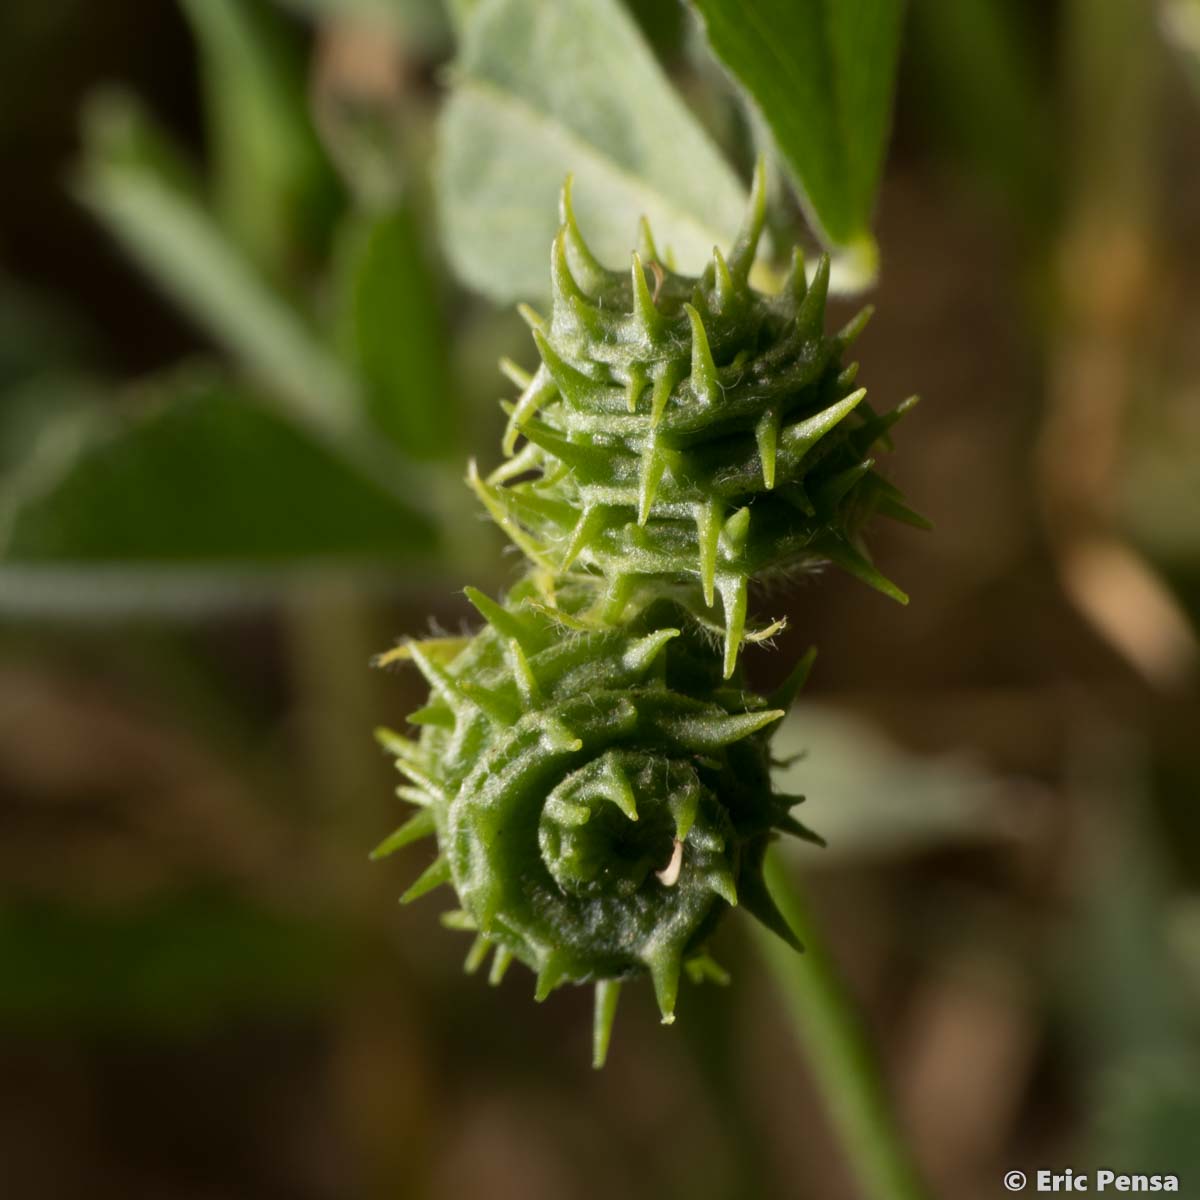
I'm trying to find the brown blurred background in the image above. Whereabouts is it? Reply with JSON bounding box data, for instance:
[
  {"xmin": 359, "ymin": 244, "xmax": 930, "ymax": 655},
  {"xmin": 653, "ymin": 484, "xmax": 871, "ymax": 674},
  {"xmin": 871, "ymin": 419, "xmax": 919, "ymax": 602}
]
[{"xmin": 2, "ymin": 1, "xmax": 1200, "ymax": 1198}]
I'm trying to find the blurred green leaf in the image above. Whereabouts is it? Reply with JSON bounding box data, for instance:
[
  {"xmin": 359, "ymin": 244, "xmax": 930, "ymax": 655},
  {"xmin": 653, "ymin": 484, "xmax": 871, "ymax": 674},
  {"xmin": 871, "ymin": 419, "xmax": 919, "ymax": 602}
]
[
  {"xmin": 689, "ymin": 0, "xmax": 903, "ymax": 266},
  {"xmin": 443, "ymin": 0, "xmax": 479, "ymax": 39},
  {"xmin": 335, "ymin": 205, "xmax": 456, "ymax": 460},
  {"xmin": 179, "ymin": 0, "xmax": 343, "ymax": 278},
  {"xmin": 772, "ymin": 705, "xmax": 1016, "ymax": 859},
  {"xmin": 1062, "ymin": 741, "xmax": 1200, "ymax": 1182},
  {"xmin": 0, "ymin": 374, "xmax": 436, "ymax": 585},
  {"xmin": 311, "ymin": 70, "xmax": 408, "ymax": 211},
  {"xmin": 77, "ymin": 90, "xmax": 358, "ymax": 441},
  {"xmin": 1092, "ymin": 1061, "xmax": 1200, "ymax": 1184},
  {"xmin": 436, "ymin": 0, "xmax": 748, "ymax": 303},
  {"xmin": 623, "ymin": 0, "xmax": 688, "ymax": 59},
  {"xmin": 910, "ymin": 0, "xmax": 1057, "ymax": 234},
  {"xmin": 0, "ymin": 893, "xmax": 348, "ymax": 1034},
  {"xmin": 0, "ymin": 373, "xmax": 106, "ymax": 479},
  {"xmin": 75, "ymin": 89, "xmax": 449, "ymax": 516}
]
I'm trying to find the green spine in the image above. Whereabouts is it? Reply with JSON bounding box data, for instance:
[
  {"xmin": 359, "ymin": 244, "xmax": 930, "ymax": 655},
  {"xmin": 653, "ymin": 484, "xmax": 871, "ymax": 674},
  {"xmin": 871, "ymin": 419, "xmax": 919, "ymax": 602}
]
[{"xmin": 376, "ymin": 165, "xmax": 916, "ymax": 1066}]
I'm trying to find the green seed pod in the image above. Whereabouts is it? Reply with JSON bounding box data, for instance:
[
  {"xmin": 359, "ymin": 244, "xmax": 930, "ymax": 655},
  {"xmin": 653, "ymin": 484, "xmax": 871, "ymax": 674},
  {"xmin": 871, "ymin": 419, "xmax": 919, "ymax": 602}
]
[
  {"xmin": 374, "ymin": 578, "xmax": 820, "ymax": 1065},
  {"xmin": 472, "ymin": 163, "xmax": 923, "ymax": 678},
  {"xmin": 376, "ymin": 170, "xmax": 919, "ymax": 1065}
]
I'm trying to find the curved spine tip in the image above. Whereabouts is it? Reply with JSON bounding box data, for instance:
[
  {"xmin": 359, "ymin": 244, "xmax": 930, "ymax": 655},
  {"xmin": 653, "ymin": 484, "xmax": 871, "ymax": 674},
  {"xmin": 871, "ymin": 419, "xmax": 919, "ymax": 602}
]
[
  {"xmin": 646, "ymin": 947, "xmax": 682, "ymax": 1025},
  {"xmin": 551, "ymin": 230, "xmax": 589, "ymax": 310},
  {"xmin": 506, "ymin": 638, "xmax": 542, "ymax": 709},
  {"xmin": 711, "ymin": 245, "xmax": 734, "ymax": 308},
  {"xmin": 630, "ymin": 251, "xmax": 665, "ymax": 340},
  {"xmin": 463, "ymin": 585, "xmax": 532, "ymax": 645},
  {"xmin": 709, "ymin": 865, "xmax": 739, "ymax": 907},
  {"xmin": 649, "ymin": 359, "xmax": 682, "ymax": 429},
  {"xmin": 592, "ymin": 980, "xmax": 622, "ymax": 1068},
  {"xmin": 625, "ymin": 362, "xmax": 648, "ymax": 414},
  {"xmin": 559, "ymin": 174, "xmax": 608, "ymax": 288},
  {"xmin": 637, "ymin": 440, "xmax": 667, "ymax": 525},
  {"xmin": 557, "ymin": 173, "xmax": 575, "ymax": 226},
  {"xmin": 768, "ymin": 646, "xmax": 818, "ymax": 711},
  {"xmin": 488, "ymin": 945, "xmax": 513, "ymax": 986},
  {"xmin": 797, "ymin": 255, "xmax": 831, "ymax": 334},
  {"xmin": 464, "ymin": 934, "xmax": 490, "ymax": 975},
  {"xmin": 684, "ymin": 304, "xmax": 719, "ymax": 405},
  {"xmin": 498, "ymin": 356, "xmax": 532, "ymax": 390},
  {"xmin": 685, "ymin": 954, "xmax": 732, "ymax": 987},
  {"xmin": 786, "ymin": 245, "xmax": 807, "ymax": 302},
  {"xmin": 729, "ymin": 157, "xmax": 767, "ymax": 279},
  {"xmin": 604, "ymin": 759, "xmax": 639, "ymax": 822},
  {"xmin": 516, "ymin": 302, "xmax": 545, "ymax": 332},
  {"xmin": 635, "ymin": 214, "xmax": 659, "ymax": 264},
  {"xmin": 561, "ymin": 506, "xmax": 605, "ymax": 569},
  {"xmin": 535, "ymin": 951, "xmax": 571, "ymax": 1002},
  {"xmin": 529, "ymin": 328, "xmax": 593, "ymax": 408},
  {"xmin": 755, "ymin": 406, "xmax": 780, "ymax": 490},
  {"xmin": 400, "ymin": 855, "xmax": 451, "ymax": 905},
  {"xmin": 776, "ymin": 812, "xmax": 827, "ymax": 847},
  {"xmin": 740, "ymin": 870, "xmax": 804, "ymax": 952},
  {"xmin": 718, "ymin": 574, "xmax": 748, "ymax": 679},
  {"xmin": 670, "ymin": 779, "xmax": 700, "ymax": 842},
  {"xmin": 623, "ymin": 627, "xmax": 680, "ymax": 675},
  {"xmin": 370, "ymin": 809, "xmax": 436, "ymax": 861},
  {"xmin": 695, "ymin": 499, "xmax": 722, "ymax": 608},
  {"xmin": 836, "ymin": 304, "xmax": 874, "ymax": 349}
]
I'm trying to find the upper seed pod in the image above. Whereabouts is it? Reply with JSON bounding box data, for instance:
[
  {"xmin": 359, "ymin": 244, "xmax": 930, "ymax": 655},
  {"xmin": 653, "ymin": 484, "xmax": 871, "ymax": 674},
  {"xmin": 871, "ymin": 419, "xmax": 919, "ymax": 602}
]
[{"xmin": 475, "ymin": 164, "xmax": 923, "ymax": 677}]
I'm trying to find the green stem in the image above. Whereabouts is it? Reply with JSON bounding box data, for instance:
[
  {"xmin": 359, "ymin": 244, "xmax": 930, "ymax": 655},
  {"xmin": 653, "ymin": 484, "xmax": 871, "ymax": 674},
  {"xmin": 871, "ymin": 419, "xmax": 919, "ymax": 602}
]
[{"xmin": 754, "ymin": 850, "xmax": 932, "ymax": 1200}]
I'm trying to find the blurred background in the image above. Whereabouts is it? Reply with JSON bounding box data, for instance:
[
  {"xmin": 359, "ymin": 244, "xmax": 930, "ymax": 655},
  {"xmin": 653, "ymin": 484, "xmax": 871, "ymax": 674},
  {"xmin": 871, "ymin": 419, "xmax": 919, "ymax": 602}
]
[{"xmin": 2, "ymin": 1, "xmax": 1200, "ymax": 1197}]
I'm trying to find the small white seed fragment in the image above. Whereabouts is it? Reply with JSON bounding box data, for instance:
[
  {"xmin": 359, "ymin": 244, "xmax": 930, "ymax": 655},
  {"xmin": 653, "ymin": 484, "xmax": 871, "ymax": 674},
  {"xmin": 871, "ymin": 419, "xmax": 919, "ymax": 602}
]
[{"xmin": 655, "ymin": 838, "xmax": 683, "ymax": 887}]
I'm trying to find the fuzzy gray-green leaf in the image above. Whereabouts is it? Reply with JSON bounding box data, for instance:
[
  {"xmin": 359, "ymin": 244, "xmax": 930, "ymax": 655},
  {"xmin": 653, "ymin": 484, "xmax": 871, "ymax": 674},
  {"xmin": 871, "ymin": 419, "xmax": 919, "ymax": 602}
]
[{"xmin": 437, "ymin": 0, "xmax": 748, "ymax": 302}]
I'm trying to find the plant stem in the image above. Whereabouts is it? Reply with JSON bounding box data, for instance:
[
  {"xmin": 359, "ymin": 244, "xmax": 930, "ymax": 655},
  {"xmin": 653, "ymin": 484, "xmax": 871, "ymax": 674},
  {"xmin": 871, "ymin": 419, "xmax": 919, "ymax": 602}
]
[{"xmin": 754, "ymin": 850, "xmax": 932, "ymax": 1200}]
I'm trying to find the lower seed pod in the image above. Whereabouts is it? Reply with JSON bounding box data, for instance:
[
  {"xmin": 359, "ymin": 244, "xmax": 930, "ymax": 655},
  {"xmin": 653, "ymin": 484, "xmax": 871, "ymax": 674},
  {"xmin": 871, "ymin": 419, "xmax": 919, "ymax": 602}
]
[{"xmin": 374, "ymin": 577, "xmax": 820, "ymax": 1065}]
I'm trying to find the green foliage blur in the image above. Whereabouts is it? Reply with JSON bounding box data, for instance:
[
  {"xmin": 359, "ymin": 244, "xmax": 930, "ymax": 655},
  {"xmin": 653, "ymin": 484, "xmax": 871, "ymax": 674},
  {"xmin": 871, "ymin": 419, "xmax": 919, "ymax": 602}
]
[{"xmin": 1, "ymin": 1, "xmax": 1199, "ymax": 1197}]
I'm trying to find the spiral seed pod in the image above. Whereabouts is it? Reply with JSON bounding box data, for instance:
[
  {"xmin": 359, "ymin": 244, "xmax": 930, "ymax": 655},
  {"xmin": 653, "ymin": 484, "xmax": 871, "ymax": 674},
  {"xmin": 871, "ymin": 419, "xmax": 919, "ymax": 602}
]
[
  {"xmin": 374, "ymin": 579, "xmax": 820, "ymax": 1065},
  {"xmin": 472, "ymin": 163, "xmax": 924, "ymax": 677},
  {"xmin": 376, "ymin": 170, "xmax": 918, "ymax": 1065}
]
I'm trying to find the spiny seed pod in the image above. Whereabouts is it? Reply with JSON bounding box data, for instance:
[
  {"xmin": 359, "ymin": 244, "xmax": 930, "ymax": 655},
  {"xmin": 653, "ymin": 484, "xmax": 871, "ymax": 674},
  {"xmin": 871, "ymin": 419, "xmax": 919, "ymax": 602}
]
[
  {"xmin": 471, "ymin": 163, "xmax": 924, "ymax": 678},
  {"xmin": 376, "ymin": 169, "xmax": 918, "ymax": 1065},
  {"xmin": 374, "ymin": 578, "xmax": 820, "ymax": 1066}
]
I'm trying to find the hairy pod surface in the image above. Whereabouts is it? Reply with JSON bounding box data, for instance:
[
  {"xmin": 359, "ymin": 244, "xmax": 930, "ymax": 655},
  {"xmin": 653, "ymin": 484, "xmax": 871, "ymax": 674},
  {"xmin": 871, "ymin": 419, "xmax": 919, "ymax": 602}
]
[
  {"xmin": 376, "ymin": 171, "xmax": 917, "ymax": 1065},
  {"xmin": 376, "ymin": 580, "xmax": 819, "ymax": 1063},
  {"xmin": 475, "ymin": 165, "xmax": 923, "ymax": 677}
]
